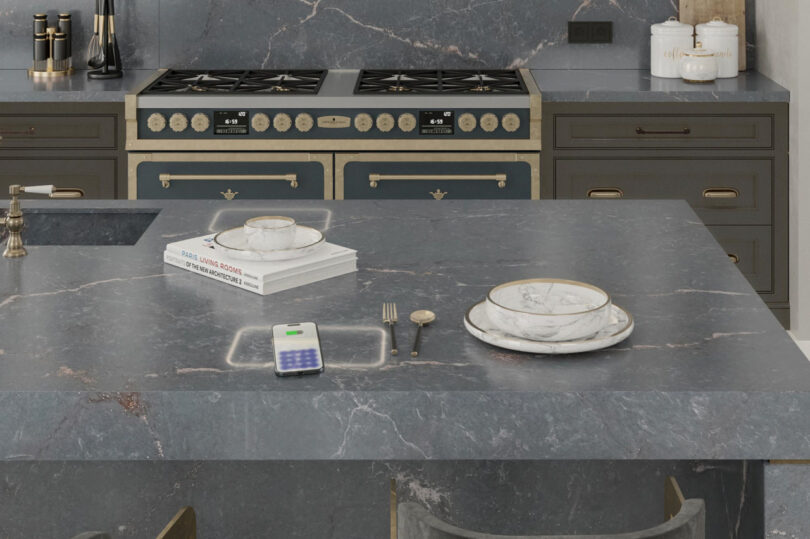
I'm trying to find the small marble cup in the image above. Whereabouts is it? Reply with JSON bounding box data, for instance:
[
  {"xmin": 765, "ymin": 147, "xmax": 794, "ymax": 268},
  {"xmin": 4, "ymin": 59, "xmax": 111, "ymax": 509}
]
[
  {"xmin": 485, "ymin": 278, "xmax": 612, "ymax": 342},
  {"xmin": 244, "ymin": 216, "xmax": 297, "ymax": 251}
]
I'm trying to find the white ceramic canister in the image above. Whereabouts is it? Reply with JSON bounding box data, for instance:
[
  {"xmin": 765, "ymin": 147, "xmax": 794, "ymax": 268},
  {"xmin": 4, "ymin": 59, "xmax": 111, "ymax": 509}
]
[
  {"xmin": 679, "ymin": 43, "xmax": 718, "ymax": 83},
  {"xmin": 651, "ymin": 17, "xmax": 694, "ymax": 78},
  {"xmin": 696, "ymin": 18, "xmax": 739, "ymax": 78}
]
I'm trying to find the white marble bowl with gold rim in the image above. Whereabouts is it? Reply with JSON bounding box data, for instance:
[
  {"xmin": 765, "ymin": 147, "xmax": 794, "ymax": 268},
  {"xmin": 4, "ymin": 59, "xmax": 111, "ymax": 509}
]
[
  {"xmin": 485, "ymin": 279, "xmax": 612, "ymax": 342},
  {"xmin": 244, "ymin": 215, "xmax": 297, "ymax": 251}
]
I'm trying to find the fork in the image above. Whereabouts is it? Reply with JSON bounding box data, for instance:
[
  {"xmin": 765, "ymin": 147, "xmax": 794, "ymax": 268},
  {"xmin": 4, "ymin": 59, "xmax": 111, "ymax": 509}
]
[{"xmin": 382, "ymin": 302, "xmax": 399, "ymax": 355}]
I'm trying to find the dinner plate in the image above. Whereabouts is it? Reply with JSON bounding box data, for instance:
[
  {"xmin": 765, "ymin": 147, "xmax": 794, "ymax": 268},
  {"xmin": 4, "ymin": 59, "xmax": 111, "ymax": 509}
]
[
  {"xmin": 464, "ymin": 300, "xmax": 634, "ymax": 355},
  {"xmin": 213, "ymin": 225, "xmax": 325, "ymax": 261}
]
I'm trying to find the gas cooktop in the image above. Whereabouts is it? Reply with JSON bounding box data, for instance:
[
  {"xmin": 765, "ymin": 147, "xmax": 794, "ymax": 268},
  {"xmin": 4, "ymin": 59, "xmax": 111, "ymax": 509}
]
[
  {"xmin": 354, "ymin": 70, "xmax": 528, "ymax": 94},
  {"xmin": 141, "ymin": 69, "xmax": 327, "ymax": 94}
]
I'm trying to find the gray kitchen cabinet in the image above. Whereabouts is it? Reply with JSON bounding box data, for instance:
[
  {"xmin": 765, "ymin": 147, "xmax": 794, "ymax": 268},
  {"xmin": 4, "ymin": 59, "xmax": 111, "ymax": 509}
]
[
  {"xmin": 542, "ymin": 102, "xmax": 790, "ymax": 326},
  {"xmin": 336, "ymin": 153, "xmax": 541, "ymax": 200},
  {"xmin": 0, "ymin": 102, "xmax": 126, "ymax": 198}
]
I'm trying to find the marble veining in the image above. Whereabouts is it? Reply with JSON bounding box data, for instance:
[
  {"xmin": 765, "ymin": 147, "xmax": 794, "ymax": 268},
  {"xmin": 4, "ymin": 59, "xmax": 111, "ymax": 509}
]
[
  {"xmin": 1, "ymin": 200, "xmax": 809, "ymax": 461},
  {"xmin": 0, "ymin": 1, "xmax": 756, "ymax": 70}
]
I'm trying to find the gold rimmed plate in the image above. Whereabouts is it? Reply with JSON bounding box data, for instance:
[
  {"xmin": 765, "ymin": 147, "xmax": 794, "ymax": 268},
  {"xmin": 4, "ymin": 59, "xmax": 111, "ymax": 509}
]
[
  {"xmin": 213, "ymin": 225, "xmax": 324, "ymax": 261},
  {"xmin": 464, "ymin": 300, "xmax": 634, "ymax": 355}
]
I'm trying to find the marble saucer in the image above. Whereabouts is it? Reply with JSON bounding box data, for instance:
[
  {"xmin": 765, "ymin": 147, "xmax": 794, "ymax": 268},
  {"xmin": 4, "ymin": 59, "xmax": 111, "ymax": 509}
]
[
  {"xmin": 464, "ymin": 300, "xmax": 634, "ymax": 355},
  {"xmin": 213, "ymin": 225, "xmax": 324, "ymax": 261}
]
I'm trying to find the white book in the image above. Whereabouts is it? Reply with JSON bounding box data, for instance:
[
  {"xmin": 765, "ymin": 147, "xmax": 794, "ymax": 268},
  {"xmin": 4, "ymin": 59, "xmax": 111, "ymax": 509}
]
[{"xmin": 164, "ymin": 233, "xmax": 357, "ymax": 295}]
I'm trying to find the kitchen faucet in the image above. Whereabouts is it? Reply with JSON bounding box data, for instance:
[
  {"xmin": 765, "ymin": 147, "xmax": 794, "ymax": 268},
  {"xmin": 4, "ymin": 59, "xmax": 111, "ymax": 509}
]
[{"xmin": 3, "ymin": 184, "xmax": 84, "ymax": 258}]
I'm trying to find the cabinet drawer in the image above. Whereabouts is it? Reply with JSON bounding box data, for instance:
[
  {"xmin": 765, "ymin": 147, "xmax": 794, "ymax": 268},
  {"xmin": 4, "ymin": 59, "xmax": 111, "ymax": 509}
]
[
  {"xmin": 0, "ymin": 159, "xmax": 116, "ymax": 198},
  {"xmin": 707, "ymin": 226, "xmax": 772, "ymax": 293},
  {"xmin": 336, "ymin": 153, "xmax": 540, "ymax": 200},
  {"xmin": 132, "ymin": 153, "xmax": 332, "ymax": 200},
  {"xmin": 555, "ymin": 115, "xmax": 773, "ymax": 149},
  {"xmin": 0, "ymin": 115, "xmax": 117, "ymax": 149},
  {"xmin": 555, "ymin": 159, "xmax": 772, "ymax": 225}
]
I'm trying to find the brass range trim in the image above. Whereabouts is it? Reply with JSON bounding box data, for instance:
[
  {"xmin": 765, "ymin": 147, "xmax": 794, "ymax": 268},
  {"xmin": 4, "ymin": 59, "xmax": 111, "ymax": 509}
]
[
  {"xmin": 127, "ymin": 152, "xmax": 333, "ymax": 200},
  {"xmin": 369, "ymin": 173, "xmax": 507, "ymax": 189},
  {"xmin": 124, "ymin": 68, "xmax": 542, "ymax": 153},
  {"xmin": 335, "ymin": 152, "xmax": 540, "ymax": 200},
  {"xmin": 159, "ymin": 173, "xmax": 299, "ymax": 189}
]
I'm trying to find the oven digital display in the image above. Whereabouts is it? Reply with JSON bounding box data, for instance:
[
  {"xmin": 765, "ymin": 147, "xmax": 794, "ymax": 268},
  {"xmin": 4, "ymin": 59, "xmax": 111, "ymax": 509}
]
[
  {"xmin": 214, "ymin": 111, "xmax": 249, "ymax": 135},
  {"xmin": 419, "ymin": 111, "xmax": 455, "ymax": 135}
]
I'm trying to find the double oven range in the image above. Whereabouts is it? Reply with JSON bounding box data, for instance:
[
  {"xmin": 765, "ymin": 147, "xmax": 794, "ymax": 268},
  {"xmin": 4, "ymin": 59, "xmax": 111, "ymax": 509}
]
[{"xmin": 126, "ymin": 69, "xmax": 541, "ymax": 200}]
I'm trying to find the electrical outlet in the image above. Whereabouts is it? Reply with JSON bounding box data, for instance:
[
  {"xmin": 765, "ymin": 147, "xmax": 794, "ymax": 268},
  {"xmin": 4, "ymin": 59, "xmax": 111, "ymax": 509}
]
[{"xmin": 568, "ymin": 21, "xmax": 613, "ymax": 44}]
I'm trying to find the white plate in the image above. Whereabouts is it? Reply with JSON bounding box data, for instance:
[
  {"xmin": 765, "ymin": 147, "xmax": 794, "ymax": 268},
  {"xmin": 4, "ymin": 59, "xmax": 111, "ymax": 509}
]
[
  {"xmin": 213, "ymin": 225, "xmax": 325, "ymax": 261},
  {"xmin": 464, "ymin": 300, "xmax": 634, "ymax": 355}
]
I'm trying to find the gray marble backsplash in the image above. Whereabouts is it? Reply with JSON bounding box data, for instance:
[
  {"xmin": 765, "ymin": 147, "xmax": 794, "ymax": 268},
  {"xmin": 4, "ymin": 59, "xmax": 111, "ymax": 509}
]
[{"xmin": 0, "ymin": 0, "xmax": 755, "ymax": 70}]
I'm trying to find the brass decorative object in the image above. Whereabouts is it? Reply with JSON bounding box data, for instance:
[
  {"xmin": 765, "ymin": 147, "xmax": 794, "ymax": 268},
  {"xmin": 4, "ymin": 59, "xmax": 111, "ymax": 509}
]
[
  {"xmin": 430, "ymin": 189, "xmax": 447, "ymax": 200},
  {"xmin": 3, "ymin": 184, "xmax": 84, "ymax": 258},
  {"xmin": 382, "ymin": 302, "xmax": 399, "ymax": 355},
  {"xmin": 220, "ymin": 189, "xmax": 238, "ymax": 200}
]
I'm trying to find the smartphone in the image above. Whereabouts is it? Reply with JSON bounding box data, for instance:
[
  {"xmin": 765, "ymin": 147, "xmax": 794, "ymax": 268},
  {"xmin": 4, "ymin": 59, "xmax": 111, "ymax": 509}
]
[{"xmin": 273, "ymin": 322, "xmax": 325, "ymax": 377}]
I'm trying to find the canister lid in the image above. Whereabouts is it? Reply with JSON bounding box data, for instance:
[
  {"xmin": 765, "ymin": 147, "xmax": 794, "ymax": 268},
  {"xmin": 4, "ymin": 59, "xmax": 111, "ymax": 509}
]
[
  {"xmin": 651, "ymin": 17, "xmax": 694, "ymax": 36},
  {"xmin": 682, "ymin": 42, "xmax": 716, "ymax": 58},
  {"xmin": 696, "ymin": 17, "xmax": 739, "ymax": 36}
]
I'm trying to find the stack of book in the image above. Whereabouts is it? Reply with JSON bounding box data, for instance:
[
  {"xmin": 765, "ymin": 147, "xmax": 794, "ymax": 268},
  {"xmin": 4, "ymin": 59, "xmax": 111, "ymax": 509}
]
[{"xmin": 163, "ymin": 234, "xmax": 357, "ymax": 295}]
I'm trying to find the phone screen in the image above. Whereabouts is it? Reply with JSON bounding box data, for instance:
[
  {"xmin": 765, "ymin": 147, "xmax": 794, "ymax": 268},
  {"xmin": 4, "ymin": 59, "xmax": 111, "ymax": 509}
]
[{"xmin": 273, "ymin": 322, "xmax": 324, "ymax": 376}]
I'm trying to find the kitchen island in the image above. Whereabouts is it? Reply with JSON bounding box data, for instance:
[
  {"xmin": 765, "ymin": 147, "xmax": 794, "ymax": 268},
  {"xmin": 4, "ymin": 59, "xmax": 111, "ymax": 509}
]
[{"xmin": 1, "ymin": 200, "xmax": 808, "ymax": 537}]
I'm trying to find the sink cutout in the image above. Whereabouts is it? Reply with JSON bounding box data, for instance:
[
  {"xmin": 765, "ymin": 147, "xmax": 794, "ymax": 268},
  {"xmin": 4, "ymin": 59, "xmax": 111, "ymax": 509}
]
[
  {"xmin": 225, "ymin": 325, "xmax": 387, "ymax": 369},
  {"xmin": 9, "ymin": 209, "xmax": 160, "ymax": 246}
]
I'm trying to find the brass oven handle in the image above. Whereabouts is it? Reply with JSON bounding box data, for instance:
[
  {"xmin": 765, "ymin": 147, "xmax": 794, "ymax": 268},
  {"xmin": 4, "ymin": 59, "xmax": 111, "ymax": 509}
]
[
  {"xmin": 636, "ymin": 127, "xmax": 691, "ymax": 135},
  {"xmin": 587, "ymin": 188, "xmax": 624, "ymax": 199},
  {"xmin": 728, "ymin": 253, "xmax": 740, "ymax": 264},
  {"xmin": 159, "ymin": 173, "xmax": 299, "ymax": 189},
  {"xmin": 369, "ymin": 173, "xmax": 507, "ymax": 189},
  {"xmin": 703, "ymin": 188, "xmax": 739, "ymax": 199}
]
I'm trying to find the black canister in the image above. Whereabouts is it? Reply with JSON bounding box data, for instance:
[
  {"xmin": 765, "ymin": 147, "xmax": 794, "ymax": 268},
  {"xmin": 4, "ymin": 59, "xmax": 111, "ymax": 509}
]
[
  {"xmin": 58, "ymin": 13, "xmax": 71, "ymax": 58},
  {"xmin": 34, "ymin": 32, "xmax": 49, "ymax": 62},
  {"xmin": 53, "ymin": 32, "xmax": 67, "ymax": 61},
  {"xmin": 33, "ymin": 13, "xmax": 47, "ymax": 60}
]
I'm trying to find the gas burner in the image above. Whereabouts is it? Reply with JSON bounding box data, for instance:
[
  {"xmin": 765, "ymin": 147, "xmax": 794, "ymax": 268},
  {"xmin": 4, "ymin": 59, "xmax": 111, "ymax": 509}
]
[
  {"xmin": 355, "ymin": 69, "xmax": 527, "ymax": 94},
  {"xmin": 142, "ymin": 69, "xmax": 327, "ymax": 95}
]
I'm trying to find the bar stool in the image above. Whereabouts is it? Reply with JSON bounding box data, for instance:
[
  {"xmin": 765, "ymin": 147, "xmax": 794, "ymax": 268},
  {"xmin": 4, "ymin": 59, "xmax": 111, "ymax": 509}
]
[
  {"xmin": 71, "ymin": 506, "xmax": 196, "ymax": 539},
  {"xmin": 397, "ymin": 477, "xmax": 704, "ymax": 539}
]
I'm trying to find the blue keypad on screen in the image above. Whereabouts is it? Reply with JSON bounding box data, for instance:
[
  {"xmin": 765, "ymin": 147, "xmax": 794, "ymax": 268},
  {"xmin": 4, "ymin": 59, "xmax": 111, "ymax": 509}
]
[{"xmin": 278, "ymin": 348, "xmax": 321, "ymax": 371}]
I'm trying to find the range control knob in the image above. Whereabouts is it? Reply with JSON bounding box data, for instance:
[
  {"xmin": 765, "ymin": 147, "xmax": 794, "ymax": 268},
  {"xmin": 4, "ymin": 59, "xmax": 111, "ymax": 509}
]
[
  {"xmin": 376, "ymin": 113, "xmax": 395, "ymax": 133},
  {"xmin": 398, "ymin": 113, "xmax": 417, "ymax": 132},
  {"xmin": 501, "ymin": 113, "xmax": 521, "ymax": 133},
  {"xmin": 480, "ymin": 113, "xmax": 499, "ymax": 133},
  {"xmin": 273, "ymin": 113, "xmax": 292, "ymax": 133},
  {"xmin": 169, "ymin": 113, "xmax": 188, "ymax": 133},
  {"xmin": 190, "ymin": 113, "xmax": 210, "ymax": 133},
  {"xmin": 251, "ymin": 112, "xmax": 270, "ymax": 133},
  {"xmin": 458, "ymin": 113, "xmax": 477, "ymax": 133},
  {"xmin": 147, "ymin": 113, "xmax": 166, "ymax": 133},
  {"xmin": 354, "ymin": 113, "xmax": 373, "ymax": 132},
  {"xmin": 295, "ymin": 113, "xmax": 314, "ymax": 132}
]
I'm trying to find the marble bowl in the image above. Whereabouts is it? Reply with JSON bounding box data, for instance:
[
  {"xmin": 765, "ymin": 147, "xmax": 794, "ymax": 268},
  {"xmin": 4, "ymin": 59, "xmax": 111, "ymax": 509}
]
[{"xmin": 485, "ymin": 279, "xmax": 612, "ymax": 342}]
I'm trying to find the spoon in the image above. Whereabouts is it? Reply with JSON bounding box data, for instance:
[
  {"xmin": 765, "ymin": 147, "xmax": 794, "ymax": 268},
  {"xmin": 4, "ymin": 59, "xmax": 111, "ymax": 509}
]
[{"xmin": 409, "ymin": 310, "xmax": 436, "ymax": 357}]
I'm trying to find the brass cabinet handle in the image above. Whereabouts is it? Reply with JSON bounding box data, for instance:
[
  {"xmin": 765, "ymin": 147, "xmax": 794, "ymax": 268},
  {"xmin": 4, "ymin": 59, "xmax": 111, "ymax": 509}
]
[
  {"xmin": 636, "ymin": 127, "xmax": 691, "ymax": 135},
  {"xmin": 702, "ymin": 188, "xmax": 740, "ymax": 199},
  {"xmin": 0, "ymin": 127, "xmax": 36, "ymax": 136},
  {"xmin": 728, "ymin": 253, "xmax": 740, "ymax": 264},
  {"xmin": 587, "ymin": 188, "xmax": 624, "ymax": 199},
  {"xmin": 158, "ymin": 173, "xmax": 299, "ymax": 189},
  {"xmin": 368, "ymin": 173, "xmax": 507, "ymax": 189}
]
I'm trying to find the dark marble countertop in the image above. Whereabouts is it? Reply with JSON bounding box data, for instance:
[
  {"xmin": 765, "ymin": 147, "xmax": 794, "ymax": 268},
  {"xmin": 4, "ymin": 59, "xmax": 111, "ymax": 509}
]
[
  {"xmin": 0, "ymin": 69, "xmax": 153, "ymax": 102},
  {"xmin": 532, "ymin": 69, "xmax": 790, "ymax": 102},
  {"xmin": 1, "ymin": 199, "xmax": 808, "ymax": 461}
]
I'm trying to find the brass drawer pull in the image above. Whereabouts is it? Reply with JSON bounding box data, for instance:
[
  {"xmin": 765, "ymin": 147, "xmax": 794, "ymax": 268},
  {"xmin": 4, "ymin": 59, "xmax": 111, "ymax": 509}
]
[
  {"xmin": 0, "ymin": 127, "xmax": 36, "ymax": 139},
  {"xmin": 636, "ymin": 127, "xmax": 691, "ymax": 135},
  {"xmin": 703, "ymin": 188, "xmax": 740, "ymax": 199},
  {"xmin": 159, "ymin": 173, "xmax": 299, "ymax": 189},
  {"xmin": 728, "ymin": 253, "xmax": 740, "ymax": 264},
  {"xmin": 368, "ymin": 173, "xmax": 507, "ymax": 189},
  {"xmin": 587, "ymin": 188, "xmax": 624, "ymax": 199}
]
